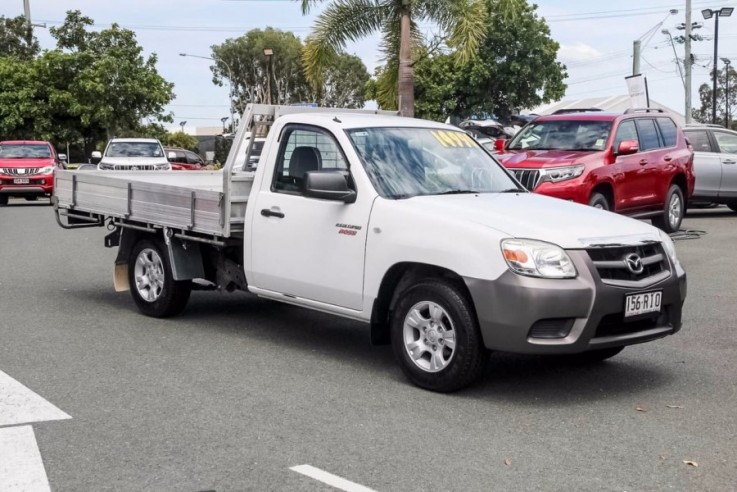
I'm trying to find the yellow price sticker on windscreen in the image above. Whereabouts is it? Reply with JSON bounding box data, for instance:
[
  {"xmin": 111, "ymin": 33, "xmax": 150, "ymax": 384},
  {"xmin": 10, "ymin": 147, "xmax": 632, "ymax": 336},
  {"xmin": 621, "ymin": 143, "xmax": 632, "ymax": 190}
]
[{"xmin": 430, "ymin": 130, "xmax": 476, "ymax": 148}]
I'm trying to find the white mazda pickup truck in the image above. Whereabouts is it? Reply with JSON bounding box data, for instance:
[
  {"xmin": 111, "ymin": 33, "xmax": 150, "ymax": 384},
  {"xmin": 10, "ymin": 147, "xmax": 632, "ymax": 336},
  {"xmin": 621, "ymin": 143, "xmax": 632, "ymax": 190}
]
[{"xmin": 53, "ymin": 104, "xmax": 687, "ymax": 392}]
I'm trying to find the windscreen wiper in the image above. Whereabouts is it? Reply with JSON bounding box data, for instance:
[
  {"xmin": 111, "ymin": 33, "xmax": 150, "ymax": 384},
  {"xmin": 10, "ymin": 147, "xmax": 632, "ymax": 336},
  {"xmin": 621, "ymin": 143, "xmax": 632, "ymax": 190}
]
[{"xmin": 435, "ymin": 190, "xmax": 481, "ymax": 195}]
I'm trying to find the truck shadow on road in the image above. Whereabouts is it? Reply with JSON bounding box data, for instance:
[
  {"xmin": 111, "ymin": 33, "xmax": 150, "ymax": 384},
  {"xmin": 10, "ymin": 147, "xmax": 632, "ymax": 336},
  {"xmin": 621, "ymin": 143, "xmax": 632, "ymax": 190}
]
[{"xmin": 180, "ymin": 292, "xmax": 675, "ymax": 405}]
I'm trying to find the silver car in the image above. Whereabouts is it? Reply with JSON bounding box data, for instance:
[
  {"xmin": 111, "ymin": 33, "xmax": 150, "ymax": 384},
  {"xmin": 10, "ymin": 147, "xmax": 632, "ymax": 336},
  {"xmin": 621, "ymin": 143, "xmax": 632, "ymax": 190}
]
[
  {"xmin": 683, "ymin": 125, "xmax": 737, "ymax": 212},
  {"xmin": 95, "ymin": 138, "xmax": 172, "ymax": 171}
]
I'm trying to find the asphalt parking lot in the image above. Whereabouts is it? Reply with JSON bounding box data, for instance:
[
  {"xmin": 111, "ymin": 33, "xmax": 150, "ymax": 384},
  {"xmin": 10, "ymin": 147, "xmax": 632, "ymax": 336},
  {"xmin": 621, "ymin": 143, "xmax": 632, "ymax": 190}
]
[{"xmin": 1, "ymin": 198, "xmax": 736, "ymax": 491}]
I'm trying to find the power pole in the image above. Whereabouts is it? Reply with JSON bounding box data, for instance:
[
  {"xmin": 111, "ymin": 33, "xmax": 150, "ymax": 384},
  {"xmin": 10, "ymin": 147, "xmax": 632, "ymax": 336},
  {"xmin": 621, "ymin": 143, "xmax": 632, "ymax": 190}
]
[
  {"xmin": 633, "ymin": 40, "xmax": 641, "ymax": 75},
  {"xmin": 685, "ymin": 0, "xmax": 692, "ymax": 123},
  {"xmin": 23, "ymin": 0, "xmax": 31, "ymax": 25}
]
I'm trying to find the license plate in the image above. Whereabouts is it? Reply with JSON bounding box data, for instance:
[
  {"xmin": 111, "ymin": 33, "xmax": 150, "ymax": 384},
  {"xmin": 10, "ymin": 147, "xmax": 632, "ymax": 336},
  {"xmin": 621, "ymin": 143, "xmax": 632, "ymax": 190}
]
[
  {"xmin": 13, "ymin": 178, "xmax": 29, "ymax": 184},
  {"xmin": 624, "ymin": 291, "xmax": 662, "ymax": 317}
]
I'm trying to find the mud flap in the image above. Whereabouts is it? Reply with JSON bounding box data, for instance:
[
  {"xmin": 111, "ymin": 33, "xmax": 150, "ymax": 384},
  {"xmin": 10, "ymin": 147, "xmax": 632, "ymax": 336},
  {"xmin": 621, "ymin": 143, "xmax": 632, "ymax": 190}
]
[{"xmin": 114, "ymin": 263, "xmax": 130, "ymax": 292}]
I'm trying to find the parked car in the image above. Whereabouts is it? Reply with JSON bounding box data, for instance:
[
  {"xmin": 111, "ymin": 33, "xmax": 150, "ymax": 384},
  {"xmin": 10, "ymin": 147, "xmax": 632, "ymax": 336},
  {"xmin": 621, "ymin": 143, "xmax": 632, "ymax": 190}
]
[
  {"xmin": 95, "ymin": 138, "xmax": 171, "ymax": 171},
  {"xmin": 494, "ymin": 108, "xmax": 695, "ymax": 233},
  {"xmin": 164, "ymin": 147, "xmax": 205, "ymax": 170},
  {"xmin": 0, "ymin": 140, "xmax": 65, "ymax": 205},
  {"xmin": 682, "ymin": 124, "xmax": 737, "ymax": 212}
]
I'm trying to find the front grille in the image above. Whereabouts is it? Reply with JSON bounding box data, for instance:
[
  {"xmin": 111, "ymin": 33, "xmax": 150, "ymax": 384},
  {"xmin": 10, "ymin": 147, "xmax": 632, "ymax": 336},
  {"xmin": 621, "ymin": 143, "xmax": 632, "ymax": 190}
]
[
  {"xmin": 1, "ymin": 167, "xmax": 41, "ymax": 175},
  {"xmin": 110, "ymin": 164, "xmax": 156, "ymax": 171},
  {"xmin": 509, "ymin": 169, "xmax": 541, "ymax": 190},
  {"xmin": 595, "ymin": 307, "xmax": 672, "ymax": 338},
  {"xmin": 587, "ymin": 243, "xmax": 670, "ymax": 286}
]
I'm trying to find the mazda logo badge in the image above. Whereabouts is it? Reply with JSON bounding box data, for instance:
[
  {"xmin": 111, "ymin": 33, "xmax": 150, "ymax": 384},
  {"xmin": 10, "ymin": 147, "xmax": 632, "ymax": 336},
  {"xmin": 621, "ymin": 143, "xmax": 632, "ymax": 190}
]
[{"xmin": 624, "ymin": 253, "xmax": 644, "ymax": 274}]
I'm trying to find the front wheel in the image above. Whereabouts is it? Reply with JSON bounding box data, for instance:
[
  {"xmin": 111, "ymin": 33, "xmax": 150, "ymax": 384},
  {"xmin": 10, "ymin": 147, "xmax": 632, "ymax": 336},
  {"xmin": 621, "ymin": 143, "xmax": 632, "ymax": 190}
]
[
  {"xmin": 588, "ymin": 192, "xmax": 611, "ymax": 211},
  {"xmin": 728, "ymin": 202, "xmax": 737, "ymax": 213},
  {"xmin": 652, "ymin": 185, "xmax": 684, "ymax": 233},
  {"xmin": 0, "ymin": 195, "xmax": 7, "ymax": 206},
  {"xmin": 391, "ymin": 279, "xmax": 489, "ymax": 392},
  {"xmin": 128, "ymin": 238, "xmax": 191, "ymax": 318}
]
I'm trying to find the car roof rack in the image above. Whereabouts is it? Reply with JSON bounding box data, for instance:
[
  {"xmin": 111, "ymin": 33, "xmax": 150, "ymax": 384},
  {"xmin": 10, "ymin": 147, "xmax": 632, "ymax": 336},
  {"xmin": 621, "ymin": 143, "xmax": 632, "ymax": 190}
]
[
  {"xmin": 624, "ymin": 107, "xmax": 665, "ymax": 114},
  {"xmin": 551, "ymin": 108, "xmax": 603, "ymax": 115}
]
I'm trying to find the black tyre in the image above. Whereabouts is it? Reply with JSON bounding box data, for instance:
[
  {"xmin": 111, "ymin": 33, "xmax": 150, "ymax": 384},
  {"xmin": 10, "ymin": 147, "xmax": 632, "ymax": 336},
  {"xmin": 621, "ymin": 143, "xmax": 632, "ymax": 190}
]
[
  {"xmin": 728, "ymin": 202, "xmax": 737, "ymax": 213},
  {"xmin": 128, "ymin": 238, "xmax": 191, "ymax": 318},
  {"xmin": 0, "ymin": 195, "xmax": 7, "ymax": 206},
  {"xmin": 391, "ymin": 279, "xmax": 489, "ymax": 392},
  {"xmin": 588, "ymin": 192, "xmax": 610, "ymax": 211},
  {"xmin": 562, "ymin": 346, "xmax": 624, "ymax": 364},
  {"xmin": 652, "ymin": 185, "xmax": 684, "ymax": 233}
]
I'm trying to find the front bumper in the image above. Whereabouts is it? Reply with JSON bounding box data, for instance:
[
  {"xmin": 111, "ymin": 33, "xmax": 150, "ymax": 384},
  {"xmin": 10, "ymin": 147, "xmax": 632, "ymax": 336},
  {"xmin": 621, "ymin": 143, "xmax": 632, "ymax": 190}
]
[
  {"xmin": 465, "ymin": 250, "xmax": 686, "ymax": 354},
  {"xmin": 0, "ymin": 179, "xmax": 53, "ymax": 197}
]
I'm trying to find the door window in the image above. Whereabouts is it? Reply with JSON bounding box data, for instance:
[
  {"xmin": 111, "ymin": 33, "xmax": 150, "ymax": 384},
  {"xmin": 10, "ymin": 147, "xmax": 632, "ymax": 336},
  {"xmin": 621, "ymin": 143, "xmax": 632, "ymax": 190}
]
[
  {"xmin": 685, "ymin": 131, "xmax": 713, "ymax": 152},
  {"xmin": 634, "ymin": 119, "xmax": 661, "ymax": 151},
  {"xmin": 614, "ymin": 120, "xmax": 638, "ymax": 151},
  {"xmin": 714, "ymin": 131, "xmax": 737, "ymax": 154},
  {"xmin": 185, "ymin": 151, "xmax": 203, "ymax": 164},
  {"xmin": 655, "ymin": 117, "xmax": 678, "ymax": 147},
  {"xmin": 273, "ymin": 126, "xmax": 349, "ymax": 194}
]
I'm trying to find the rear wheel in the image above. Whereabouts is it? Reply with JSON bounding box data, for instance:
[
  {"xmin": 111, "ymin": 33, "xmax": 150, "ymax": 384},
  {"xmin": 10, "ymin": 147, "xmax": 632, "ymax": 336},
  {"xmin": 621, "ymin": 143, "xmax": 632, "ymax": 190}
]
[
  {"xmin": 652, "ymin": 184, "xmax": 684, "ymax": 233},
  {"xmin": 128, "ymin": 238, "xmax": 191, "ymax": 318},
  {"xmin": 391, "ymin": 279, "xmax": 489, "ymax": 392},
  {"xmin": 588, "ymin": 192, "xmax": 610, "ymax": 211}
]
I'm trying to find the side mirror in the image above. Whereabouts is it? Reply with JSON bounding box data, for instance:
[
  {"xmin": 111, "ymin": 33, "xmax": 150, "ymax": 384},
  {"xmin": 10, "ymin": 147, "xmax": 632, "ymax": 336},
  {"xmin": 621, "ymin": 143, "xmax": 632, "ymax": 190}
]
[
  {"xmin": 167, "ymin": 151, "xmax": 177, "ymax": 160},
  {"xmin": 304, "ymin": 171, "xmax": 357, "ymax": 203},
  {"xmin": 91, "ymin": 151, "xmax": 102, "ymax": 159},
  {"xmin": 617, "ymin": 140, "xmax": 639, "ymax": 156},
  {"xmin": 58, "ymin": 153, "xmax": 67, "ymax": 161},
  {"xmin": 494, "ymin": 139, "xmax": 507, "ymax": 153}
]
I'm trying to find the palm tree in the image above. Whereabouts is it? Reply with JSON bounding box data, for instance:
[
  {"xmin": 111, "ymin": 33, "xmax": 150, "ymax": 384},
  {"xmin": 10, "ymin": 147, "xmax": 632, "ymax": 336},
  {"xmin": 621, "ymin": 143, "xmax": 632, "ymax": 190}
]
[{"xmin": 299, "ymin": 0, "xmax": 490, "ymax": 117}]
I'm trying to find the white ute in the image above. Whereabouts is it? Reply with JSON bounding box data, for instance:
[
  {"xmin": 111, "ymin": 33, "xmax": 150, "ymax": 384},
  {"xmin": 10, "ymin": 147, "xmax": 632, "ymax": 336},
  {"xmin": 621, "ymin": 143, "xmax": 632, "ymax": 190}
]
[{"xmin": 53, "ymin": 104, "xmax": 687, "ymax": 392}]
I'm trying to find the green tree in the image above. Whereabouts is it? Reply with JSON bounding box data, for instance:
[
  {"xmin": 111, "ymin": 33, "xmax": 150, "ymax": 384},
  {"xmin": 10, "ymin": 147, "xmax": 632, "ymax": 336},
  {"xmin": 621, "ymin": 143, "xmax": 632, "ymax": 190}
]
[
  {"xmin": 211, "ymin": 28, "xmax": 309, "ymax": 112},
  {"xmin": 692, "ymin": 66, "xmax": 737, "ymax": 129},
  {"xmin": 0, "ymin": 15, "xmax": 39, "ymax": 60},
  {"xmin": 412, "ymin": 0, "xmax": 566, "ymax": 122},
  {"xmin": 163, "ymin": 131, "xmax": 199, "ymax": 152},
  {"xmin": 299, "ymin": 0, "xmax": 496, "ymax": 117},
  {"xmin": 308, "ymin": 52, "xmax": 370, "ymax": 108}
]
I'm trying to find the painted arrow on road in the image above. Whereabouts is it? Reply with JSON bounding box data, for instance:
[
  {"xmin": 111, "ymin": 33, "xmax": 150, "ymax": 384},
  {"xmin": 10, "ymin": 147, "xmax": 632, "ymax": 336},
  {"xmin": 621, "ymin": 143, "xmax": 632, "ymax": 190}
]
[{"xmin": 0, "ymin": 370, "xmax": 72, "ymax": 491}]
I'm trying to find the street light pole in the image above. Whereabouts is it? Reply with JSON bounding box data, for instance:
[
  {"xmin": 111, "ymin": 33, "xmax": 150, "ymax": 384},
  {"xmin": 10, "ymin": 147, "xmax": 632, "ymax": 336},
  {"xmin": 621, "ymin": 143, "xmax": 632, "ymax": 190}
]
[
  {"xmin": 263, "ymin": 48, "xmax": 273, "ymax": 105},
  {"xmin": 702, "ymin": 7, "xmax": 734, "ymax": 124},
  {"xmin": 179, "ymin": 53, "xmax": 236, "ymax": 131},
  {"xmin": 723, "ymin": 58, "xmax": 732, "ymax": 127},
  {"xmin": 179, "ymin": 121, "xmax": 187, "ymax": 133},
  {"xmin": 662, "ymin": 29, "xmax": 685, "ymax": 88}
]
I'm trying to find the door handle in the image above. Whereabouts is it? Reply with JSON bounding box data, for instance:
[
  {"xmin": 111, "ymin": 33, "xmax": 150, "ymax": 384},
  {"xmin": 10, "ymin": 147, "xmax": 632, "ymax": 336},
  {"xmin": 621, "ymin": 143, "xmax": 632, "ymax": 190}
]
[
  {"xmin": 260, "ymin": 208, "xmax": 285, "ymax": 218},
  {"xmin": 663, "ymin": 155, "xmax": 673, "ymax": 162},
  {"xmin": 724, "ymin": 159, "xmax": 736, "ymax": 165},
  {"xmin": 639, "ymin": 159, "xmax": 648, "ymax": 166}
]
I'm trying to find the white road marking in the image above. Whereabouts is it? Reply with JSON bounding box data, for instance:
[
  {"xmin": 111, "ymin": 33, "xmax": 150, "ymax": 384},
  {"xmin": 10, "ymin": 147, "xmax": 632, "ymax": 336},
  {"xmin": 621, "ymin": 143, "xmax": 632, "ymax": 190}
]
[
  {"xmin": 0, "ymin": 426, "xmax": 51, "ymax": 492},
  {"xmin": 0, "ymin": 370, "xmax": 71, "ymax": 427},
  {"xmin": 290, "ymin": 465, "xmax": 377, "ymax": 492}
]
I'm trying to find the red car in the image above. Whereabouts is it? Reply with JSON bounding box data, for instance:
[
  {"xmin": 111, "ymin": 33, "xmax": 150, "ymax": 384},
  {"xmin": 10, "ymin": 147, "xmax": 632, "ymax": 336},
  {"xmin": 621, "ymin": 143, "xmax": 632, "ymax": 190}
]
[
  {"xmin": 0, "ymin": 140, "xmax": 64, "ymax": 205},
  {"xmin": 495, "ymin": 109, "xmax": 695, "ymax": 233}
]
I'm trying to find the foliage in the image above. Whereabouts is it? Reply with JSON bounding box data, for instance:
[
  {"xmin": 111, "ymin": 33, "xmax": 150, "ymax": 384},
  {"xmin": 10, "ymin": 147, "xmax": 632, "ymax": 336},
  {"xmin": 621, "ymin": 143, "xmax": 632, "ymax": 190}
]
[
  {"xmin": 210, "ymin": 28, "xmax": 369, "ymax": 112},
  {"xmin": 163, "ymin": 132, "xmax": 200, "ymax": 152},
  {"xmin": 299, "ymin": 0, "xmax": 493, "ymax": 117},
  {"xmin": 411, "ymin": 0, "xmax": 566, "ymax": 122},
  {"xmin": 0, "ymin": 10, "xmax": 174, "ymax": 155},
  {"xmin": 214, "ymin": 137, "xmax": 233, "ymax": 165},
  {"xmin": 0, "ymin": 15, "xmax": 39, "ymax": 60},
  {"xmin": 692, "ymin": 66, "xmax": 737, "ymax": 129}
]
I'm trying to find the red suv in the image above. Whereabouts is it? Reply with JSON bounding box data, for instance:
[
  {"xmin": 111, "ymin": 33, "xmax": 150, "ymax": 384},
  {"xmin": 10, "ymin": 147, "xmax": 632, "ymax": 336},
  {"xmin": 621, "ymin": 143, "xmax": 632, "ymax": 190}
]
[
  {"xmin": 0, "ymin": 140, "xmax": 64, "ymax": 205},
  {"xmin": 495, "ymin": 109, "xmax": 695, "ymax": 233}
]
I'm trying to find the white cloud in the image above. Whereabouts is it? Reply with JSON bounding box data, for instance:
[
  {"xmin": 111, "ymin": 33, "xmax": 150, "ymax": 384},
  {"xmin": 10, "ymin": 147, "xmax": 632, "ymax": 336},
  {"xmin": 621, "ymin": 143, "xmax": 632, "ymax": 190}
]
[{"xmin": 558, "ymin": 43, "xmax": 602, "ymax": 62}]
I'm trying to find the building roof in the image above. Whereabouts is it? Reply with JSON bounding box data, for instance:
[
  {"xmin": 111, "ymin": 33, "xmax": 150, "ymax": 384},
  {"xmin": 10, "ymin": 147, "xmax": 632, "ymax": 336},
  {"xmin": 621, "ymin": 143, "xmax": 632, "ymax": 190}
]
[{"xmin": 528, "ymin": 96, "xmax": 685, "ymax": 125}]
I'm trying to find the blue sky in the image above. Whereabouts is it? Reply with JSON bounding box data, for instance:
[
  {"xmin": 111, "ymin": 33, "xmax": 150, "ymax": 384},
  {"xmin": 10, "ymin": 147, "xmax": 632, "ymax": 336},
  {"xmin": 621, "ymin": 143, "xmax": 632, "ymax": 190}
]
[{"xmin": 3, "ymin": 0, "xmax": 736, "ymax": 129}]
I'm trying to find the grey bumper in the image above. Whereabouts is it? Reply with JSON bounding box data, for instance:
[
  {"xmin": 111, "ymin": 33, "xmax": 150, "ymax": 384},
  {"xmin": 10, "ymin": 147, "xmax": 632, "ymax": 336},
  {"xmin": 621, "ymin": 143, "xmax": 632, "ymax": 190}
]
[{"xmin": 464, "ymin": 250, "xmax": 686, "ymax": 354}]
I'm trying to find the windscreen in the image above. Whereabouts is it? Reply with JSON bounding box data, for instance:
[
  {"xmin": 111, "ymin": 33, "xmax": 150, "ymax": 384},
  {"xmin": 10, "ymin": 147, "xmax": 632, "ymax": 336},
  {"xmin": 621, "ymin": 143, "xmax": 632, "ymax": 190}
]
[
  {"xmin": 507, "ymin": 120, "xmax": 612, "ymax": 151},
  {"xmin": 0, "ymin": 144, "xmax": 52, "ymax": 158},
  {"xmin": 346, "ymin": 127, "xmax": 519, "ymax": 199},
  {"xmin": 106, "ymin": 142, "xmax": 164, "ymax": 158}
]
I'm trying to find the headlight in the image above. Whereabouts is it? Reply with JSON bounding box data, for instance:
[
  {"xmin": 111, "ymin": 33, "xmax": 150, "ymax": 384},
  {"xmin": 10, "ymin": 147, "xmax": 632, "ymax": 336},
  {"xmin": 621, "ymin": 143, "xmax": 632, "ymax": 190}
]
[
  {"xmin": 501, "ymin": 239, "xmax": 577, "ymax": 278},
  {"xmin": 37, "ymin": 166, "xmax": 55, "ymax": 175},
  {"xmin": 98, "ymin": 162, "xmax": 114, "ymax": 170},
  {"xmin": 540, "ymin": 164, "xmax": 585, "ymax": 183},
  {"xmin": 658, "ymin": 230, "xmax": 680, "ymax": 267}
]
